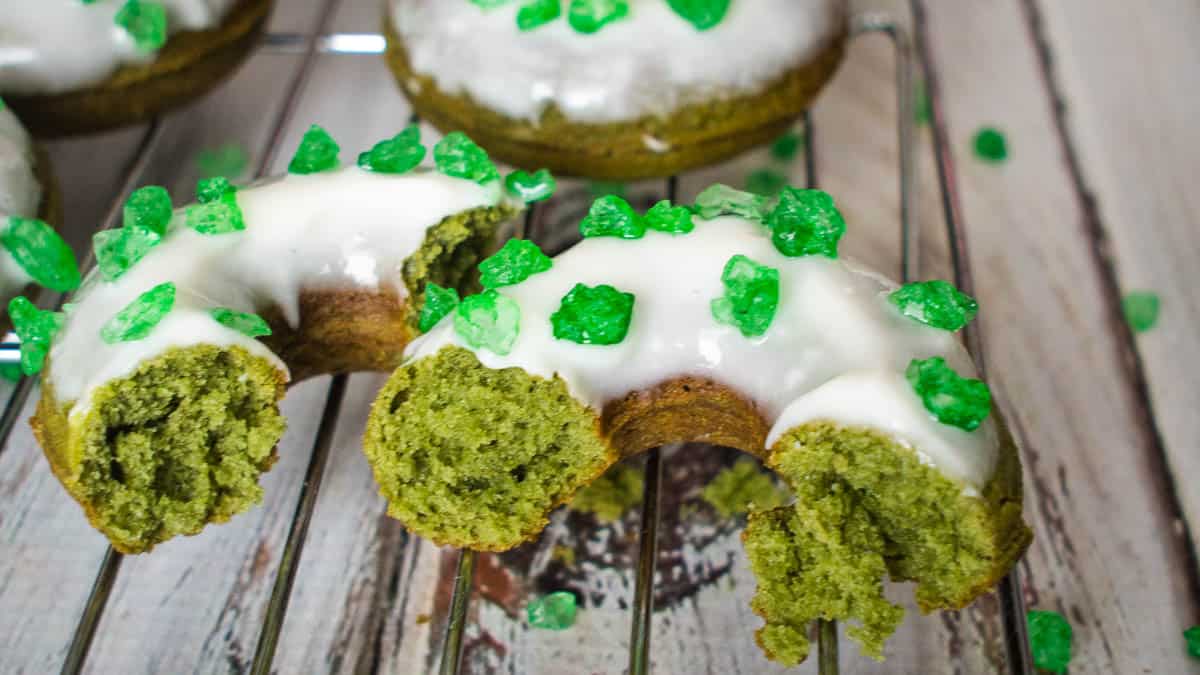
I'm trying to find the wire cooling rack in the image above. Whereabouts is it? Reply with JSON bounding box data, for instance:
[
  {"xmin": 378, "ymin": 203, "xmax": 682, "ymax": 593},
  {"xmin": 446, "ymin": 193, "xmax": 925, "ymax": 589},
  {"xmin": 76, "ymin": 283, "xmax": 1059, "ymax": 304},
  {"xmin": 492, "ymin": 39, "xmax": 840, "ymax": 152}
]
[{"xmin": 0, "ymin": 1, "xmax": 1035, "ymax": 673}]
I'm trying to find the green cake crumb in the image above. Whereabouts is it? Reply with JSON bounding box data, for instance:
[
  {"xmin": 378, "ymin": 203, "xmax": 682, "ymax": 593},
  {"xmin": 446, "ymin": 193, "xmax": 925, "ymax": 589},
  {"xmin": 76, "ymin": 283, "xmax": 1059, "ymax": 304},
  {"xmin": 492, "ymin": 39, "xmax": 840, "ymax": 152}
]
[
  {"xmin": 1027, "ymin": 610, "xmax": 1072, "ymax": 673},
  {"xmin": 571, "ymin": 462, "xmax": 643, "ymax": 522},
  {"xmin": 1122, "ymin": 291, "xmax": 1160, "ymax": 333},
  {"xmin": 701, "ymin": 457, "xmax": 788, "ymax": 518}
]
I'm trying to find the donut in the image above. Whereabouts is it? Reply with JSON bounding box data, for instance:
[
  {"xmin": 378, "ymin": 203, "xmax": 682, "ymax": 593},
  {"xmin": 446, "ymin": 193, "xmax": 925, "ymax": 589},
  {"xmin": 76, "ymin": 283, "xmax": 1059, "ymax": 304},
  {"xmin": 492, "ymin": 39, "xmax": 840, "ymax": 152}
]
[
  {"xmin": 0, "ymin": 0, "xmax": 273, "ymax": 137},
  {"xmin": 384, "ymin": 0, "xmax": 847, "ymax": 180},
  {"xmin": 25, "ymin": 128, "xmax": 529, "ymax": 553},
  {"xmin": 363, "ymin": 186, "xmax": 1032, "ymax": 663}
]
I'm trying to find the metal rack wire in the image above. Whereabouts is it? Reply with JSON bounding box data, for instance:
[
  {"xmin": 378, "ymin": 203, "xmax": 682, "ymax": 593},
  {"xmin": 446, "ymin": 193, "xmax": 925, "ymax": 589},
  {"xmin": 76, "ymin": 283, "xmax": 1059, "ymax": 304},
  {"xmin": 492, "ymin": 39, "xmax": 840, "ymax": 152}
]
[{"xmin": 0, "ymin": 1, "xmax": 1034, "ymax": 673}]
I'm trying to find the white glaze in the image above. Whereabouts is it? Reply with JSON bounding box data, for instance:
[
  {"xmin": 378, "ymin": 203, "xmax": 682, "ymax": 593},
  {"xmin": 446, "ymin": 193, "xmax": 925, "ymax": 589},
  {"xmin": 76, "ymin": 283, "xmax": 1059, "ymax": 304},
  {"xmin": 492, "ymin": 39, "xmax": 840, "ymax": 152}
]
[
  {"xmin": 0, "ymin": 0, "xmax": 238, "ymax": 95},
  {"xmin": 389, "ymin": 0, "xmax": 845, "ymax": 123},
  {"xmin": 48, "ymin": 166, "xmax": 509, "ymax": 416},
  {"xmin": 0, "ymin": 105, "xmax": 39, "ymax": 300},
  {"xmin": 407, "ymin": 215, "xmax": 998, "ymax": 488}
]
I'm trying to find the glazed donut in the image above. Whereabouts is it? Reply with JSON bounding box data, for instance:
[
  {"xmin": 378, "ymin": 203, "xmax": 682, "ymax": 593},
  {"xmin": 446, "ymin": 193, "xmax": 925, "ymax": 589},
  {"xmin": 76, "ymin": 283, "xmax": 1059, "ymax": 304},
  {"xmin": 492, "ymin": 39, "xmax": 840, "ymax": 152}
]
[
  {"xmin": 0, "ymin": 0, "xmax": 273, "ymax": 137},
  {"xmin": 384, "ymin": 0, "xmax": 847, "ymax": 179},
  {"xmin": 26, "ymin": 128, "xmax": 525, "ymax": 553},
  {"xmin": 363, "ymin": 186, "xmax": 1032, "ymax": 663}
]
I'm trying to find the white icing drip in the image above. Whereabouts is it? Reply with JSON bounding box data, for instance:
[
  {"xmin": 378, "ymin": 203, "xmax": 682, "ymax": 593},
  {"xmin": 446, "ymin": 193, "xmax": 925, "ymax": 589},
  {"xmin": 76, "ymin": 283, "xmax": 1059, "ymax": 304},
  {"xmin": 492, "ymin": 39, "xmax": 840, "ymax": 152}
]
[
  {"xmin": 406, "ymin": 215, "xmax": 997, "ymax": 488},
  {"xmin": 48, "ymin": 166, "xmax": 507, "ymax": 415},
  {"xmin": 0, "ymin": 0, "xmax": 238, "ymax": 95},
  {"xmin": 389, "ymin": 0, "xmax": 845, "ymax": 123},
  {"xmin": 0, "ymin": 105, "xmax": 39, "ymax": 300}
]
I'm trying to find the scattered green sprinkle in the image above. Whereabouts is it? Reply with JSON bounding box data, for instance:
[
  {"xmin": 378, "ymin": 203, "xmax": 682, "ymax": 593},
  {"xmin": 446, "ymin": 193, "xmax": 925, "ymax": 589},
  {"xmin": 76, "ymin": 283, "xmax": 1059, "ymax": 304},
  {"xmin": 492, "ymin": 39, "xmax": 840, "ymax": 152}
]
[
  {"xmin": 711, "ymin": 254, "xmax": 779, "ymax": 338},
  {"xmin": 1, "ymin": 216, "xmax": 81, "ymax": 292},
  {"xmin": 186, "ymin": 191, "xmax": 245, "ymax": 235},
  {"xmin": 209, "ymin": 307, "xmax": 271, "ymax": 338},
  {"xmin": 505, "ymin": 169, "xmax": 557, "ymax": 203},
  {"xmin": 123, "ymin": 185, "xmax": 173, "ymax": 236},
  {"xmin": 973, "ymin": 126, "xmax": 1008, "ymax": 163},
  {"xmin": 568, "ymin": 0, "xmax": 629, "ymax": 34},
  {"xmin": 701, "ymin": 458, "xmax": 789, "ymax": 519},
  {"xmin": 579, "ymin": 195, "xmax": 645, "ymax": 239},
  {"xmin": 588, "ymin": 181, "xmax": 627, "ymax": 199},
  {"xmin": 93, "ymin": 226, "xmax": 160, "ymax": 281},
  {"xmin": 666, "ymin": 0, "xmax": 730, "ymax": 30},
  {"xmin": 479, "ymin": 239, "xmax": 553, "ymax": 289},
  {"xmin": 551, "ymin": 283, "xmax": 634, "ymax": 346},
  {"xmin": 288, "ymin": 124, "xmax": 340, "ymax": 174},
  {"xmin": 454, "ymin": 289, "xmax": 520, "ymax": 355},
  {"xmin": 100, "ymin": 282, "xmax": 176, "ymax": 344},
  {"xmin": 115, "ymin": 0, "xmax": 167, "ymax": 53},
  {"xmin": 914, "ymin": 80, "xmax": 931, "ymax": 126},
  {"xmin": 196, "ymin": 176, "xmax": 236, "ymax": 204},
  {"xmin": 357, "ymin": 126, "xmax": 426, "ymax": 174},
  {"xmin": 906, "ymin": 357, "xmax": 992, "ymax": 431},
  {"xmin": 693, "ymin": 183, "xmax": 768, "ymax": 221},
  {"xmin": 418, "ymin": 282, "xmax": 460, "ymax": 332},
  {"xmin": 770, "ymin": 131, "xmax": 804, "ymax": 161},
  {"xmin": 744, "ymin": 168, "xmax": 787, "ymax": 197},
  {"xmin": 517, "ymin": 0, "xmax": 561, "ymax": 30},
  {"xmin": 889, "ymin": 280, "xmax": 978, "ymax": 331},
  {"xmin": 643, "ymin": 200, "xmax": 694, "ymax": 234},
  {"xmin": 767, "ymin": 187, "xmax": 846, "ymax": 258},
  {"xmin": 1122, "ymin": 291, "xmax": 1160, "ymax": 333},
  {"xmin": 434, "ymin": 132, "xmax": 500, "ymax": 184},
  {"xmin": 195, "ymin": 143, "xmax": 248, "ymax": 179},
  {"xmin": 527, "ymin": 591, "xmax": 577, "ymax": 630},
  {"xmin": 7, "ymin": 297, "xmax": 64, "ymax": 376},
  {"xmin": 1026, "ymin": 610, "xmax": 1072, "ymax": 674},
  {"xmin": 1185, "ymin": 625, "xmax": 1200, "ymax": 659},
  {"xmin": 570, "ymin": 463, "xmax": 643, "ymax": 522}
]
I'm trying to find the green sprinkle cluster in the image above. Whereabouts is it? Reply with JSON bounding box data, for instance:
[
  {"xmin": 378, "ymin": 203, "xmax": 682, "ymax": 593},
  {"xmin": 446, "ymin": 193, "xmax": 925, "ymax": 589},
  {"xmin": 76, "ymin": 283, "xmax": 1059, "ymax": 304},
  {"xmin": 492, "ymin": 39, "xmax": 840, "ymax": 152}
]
[
  {"xmin": 479, "ymin": 239, "xmax": 553, "ymax": 289},
  {"xmin": 358, "ymin": 126, "xmax": 425, "ymax": 175},
  {"xmin": 454, "ymin": 289, "xmax": 520, "ymax": 355},
  {"xmin": 505, "ymin": 169, "xmax": 557, "ymax": 203},
  {"xmin": 288, "ymin": 124, "xmax": 340, "ymax": 175},
  {"xmin": 693, "ymin": 184, "xmax": 769, "ymax": 221},
  {"xmin": 186, "ymin": 176, "xmax": 244, "ymax": 235},
  {"xmin": 973, "ymin": 126, "xmax": 1008, "ymax": 163},
  {"xmin": 209, "ymin": 307, "xmax": 271, "ymax": 338},
  {"xmin": 7, "ymin": 297, "xmax": 65, "ymax": 376},
  {"xmin": 889, "ymin": 280, "xmax": 978, "ymax": 331},
  {"xmin": 551, "ymin": 283, "xmax": 635, "ymax": 346},
  {"xmin": 418, "ymin": 282, "xmax": 460, "ymax": 332},
  {"xmin": 1026, "ymin": 610, "xmax": 1072, "ymax": 674},
  {"xmin": 526, "ymin": 591, "xmax": 578, "ymax": 630},
  {"xmin": 115, "ymin": 0, "xmax": 167, "ymax": 53},
  {"xmin": 94, "ymin": 186, "xmax": 173, "ymax": 281},
  {"xmin": 711, "ymin": 254, "xmax": 779, "ymax": 338},
  {"xmin": 1122, "ymin": 291, "xmax": 1159, "ymax": 333},
  {"xmin": 579, "ymin": 195, "xmax": 692, "ymax": 239},
  {"xmin": 766, "ymin": 187, "xmax": 845, "ymax": 258},
  {"xmin": 100, "ymin": 281, "xmax": 176, "ymax": 344},
  {"xmin": 2, "ymin": 215, "xmax": 81, "ymax": 291},
  {"xmin": 905, "ymin": 357, "xmax": 992, "ymax": 431}
]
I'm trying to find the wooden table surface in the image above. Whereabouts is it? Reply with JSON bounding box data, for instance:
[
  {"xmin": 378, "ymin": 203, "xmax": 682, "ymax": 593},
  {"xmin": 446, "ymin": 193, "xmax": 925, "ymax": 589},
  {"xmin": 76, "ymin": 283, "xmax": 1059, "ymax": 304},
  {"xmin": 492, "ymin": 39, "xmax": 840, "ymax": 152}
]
[{"xmin": 1, "ymin": 1, "xmax": 1197, "ymax": 673}]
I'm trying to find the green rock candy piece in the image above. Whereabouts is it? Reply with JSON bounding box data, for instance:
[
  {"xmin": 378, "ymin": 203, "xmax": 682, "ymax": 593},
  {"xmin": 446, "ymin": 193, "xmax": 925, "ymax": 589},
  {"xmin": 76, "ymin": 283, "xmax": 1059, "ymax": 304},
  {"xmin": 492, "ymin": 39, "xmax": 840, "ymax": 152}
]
[
  {"xmin": 1026, "ymin": 610, "xmax": 1072, "ymax": 674},
  {"xmin": 745, "ymin": 168, "xmax": 787, "ymax": 197},
  {"xmin": 418, "ymin": 282, "xmax": 459, "ymax": 332},
  {"xmin": 288, "ymin": 124, "xmax": 340, "ymax": 174},
  {"xmin": 93, "ymin": 226, "xmax": 161, "ymax": 281},
  {"xmin": 693, "ymin": 183, "xmax": 768, "ymax": 221},
  {"xmin": 643, "ymin": 200, "xmax": 694, "ymax": 234},
  {"xmin": 905, "ymin": 357, "xmax": 992, "ymax": 431},
  {"xmin": 889, "ymin": 279, "xmax": 978, "ymax": 331},
  {"xmin": 7, "ymin": 296, "xmax": 65, "ymax": 376},
  {"xmin": 579, "ymin": 195, "xmax": 644, "ymax": 239},
  {"xmin": 667, "ymin": 0, "xmax": 730, "ymax": 30},
  {"xmin": 1122, "ymin": 291, "xmax": 1160, "ymax": 333},
  {"xmin": 551, "ymin": 283, "xmax": 634, "ymax": 346},
  {"xmin": 1, "ymin": 216, "xmax": 81, "ymax": 292},
  {"xmin": 767, "ymin": 187, "xmax": 846, "ymax": 258},
  {"xmin": 518, "ymin": 0, "xmax": 561, "ymax": 30},
  {"xmin": 434, "ymin": 132, "xmax": 500, "ymax": 184},
  {"xmin": 209, "ymin": 307, "xmax": 271, "ymax": 337},
  {"xmin": 527, "ymin": 591, "xmax": 578, "ymax": 630},
  {"xmin": 568, "ymin": 0, "xmax": 629, "ymax": 34},
  {"xmin": 454, "ymin": 289, "xmax": 520, "ymax": 355},
  {"xmin": 357, "ymin": 126, "xmax": 426, "ymax": 174},
  {"xmin": 973, "ymin": 126, "xmax": 1008, "ymax": 163},
  {"xmin": 196, "ymin": 176, "xmax": 236, "ymax": 204},
  {"xmin": 123, "ymin": 185, "xmax": 173, "ymax": 235},
  {"xmin": 1185, "ymin": 625, "xmax": 1200, "ymax": 659},
  {"xmin": 100, "ymin": 281, "xmax": 176, "ymax": 344},
  {"xmin": 710, "ymin": 254, "xmax": 779, "ymax": 338},
  {"xmin": 770, "ymin": 131, "xmax": 803, "ymax": 161},
  {"xmin": 505, "ymin": 169, "xmax": 557, "ymax": 203},
  {"xmin": 186, "ymin": 191, "xmax": 245, "ymax": 235},
  {"xmin": 115, "ymin": 0, "xmax": 167, "ymax": 52},
  {"xmin": 479, "ymin": 239, "xmax": 553, "ymax": 289},
  {"xmin": 195, "ymin": 142, "xmax": 247, "ymax": 179}
]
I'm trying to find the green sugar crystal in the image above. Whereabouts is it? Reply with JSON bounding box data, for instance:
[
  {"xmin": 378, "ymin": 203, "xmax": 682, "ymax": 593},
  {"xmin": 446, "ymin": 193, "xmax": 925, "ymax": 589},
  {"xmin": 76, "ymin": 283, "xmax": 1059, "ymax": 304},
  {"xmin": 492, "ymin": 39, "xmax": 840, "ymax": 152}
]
[
  {"xmin": 505, "ymin": 169, "xmax": 557, "ymax": 203},
  {"xmin": 100, "ymin": 281, "xmax": 176, "ymax": 344},
  {"xmin": 745, "ymin": 168, "xmax": 787, "ymax": 197},
  {"xmin": 123, "ymin": 185, "xmax": 173, "ymax": 236},
  {"xmin": 418, "ymin": 282, "xmax": 459, "ymax": 332},
  {"xmin": 693, "ymin": 184, "xmax": 769, "ymax": 221},
  {"xmin": 1026, "ymin": 610, "xmax": 1072, "ymax": 674},
  {"xmin": 195, "ymin": 143, "xmax": 247, "ymax": 179},
  {"xmin": 889, "ymin": 280, "xmax": 978, "ymax": 331},
  {"xmin": 579, "ymin": 195, "xmax": 645, "ymax": 239},
  {"xmin": 710, "ymin": 254, "xmax": 779, "ymax": 338},
  {"xmin": 644, "ymin": 200, "xmax": 694, "ymax": 234},
  {"xmin": 1185, "ymin": 625, "xmax": 1200, "ymax": 659},
  {"xmin": 8, "ymin": 296, "xmax": 64, "ymax": 376},
  {"xmin": 905, "ymin": 357, "xmax": 992, "ymax": 431},
  {"xmin": 434, "ymin": 132, "xmax": 500, "ymax": 184},
  {"xmin": 973, "ymin": 127, "xmax": 1008, "ymax": 163},
  {"xmin": 568, "ymin": 0, "xmax": 629, "ymax": 34},
  {"xmin": 527, "ymin": 591, "xmax": 577, "ymax": 630},
  {"xmin": 357, "ymin": 126, "xmax": 426, "ymax": 175},
  {"xmin": 551, "ymin": 283, "xmax": 635, "ymax": 346},
  {"xmin": 186, "ymin": 191, "xmax": 245, "ymax": 235},
  {"xmin": 115, "ymin": 0, "xmax": 167, "ymax": 52},
  {"xmin": 454, "ymin": 289, "xmax": 520, "ymax": 355},
  {"xmin": 667, "ymin": 0, "xmax": 730, "ymax": 30},
  {"xmin": 288, "ymin": 124, "xmax": 340, "ymax": 174},
  {"xmin": 209, "ymin": 307, "xmax": 271, "ymax": 338},
  {"xmin": 770, "ymin": 131, "xmax": 804, "ymax": 161},
  {"xmin": 479, "ymin": 239, "xmax": 553, "ymax": 289},
  {"xmin": 196, "ymin": 176, "xmax": 236, "ymax": 204},
  {"xmin": 93, "ymin": 226, "xmax": 160, "ymax": 281},
  {"xmin": 1122, "ymin": 291, "xmax": 1160, "ymax": 333},
  {"xmin": 767, "ymin": 187, "xmax": 846, "ymax": 258},
  {"xmin": 1, "ymin": 216, "xmax": 81, "ymax": 292},
  {"xmin": 518, "ymin": 0, "xmax": 561, "ymax": 30}
]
